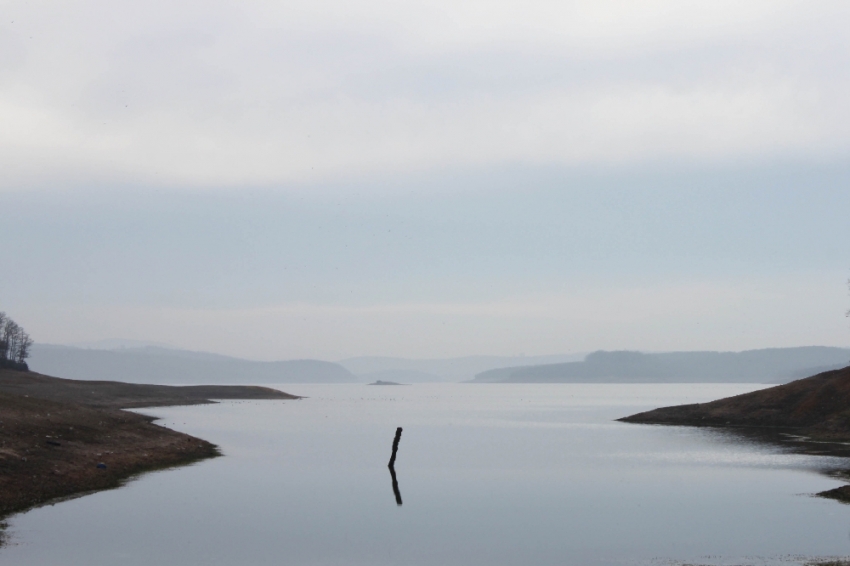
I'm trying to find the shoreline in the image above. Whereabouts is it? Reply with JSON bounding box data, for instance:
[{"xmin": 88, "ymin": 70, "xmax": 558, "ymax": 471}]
[
  {"xmin": 0, "ymin": 369, "xmax": 298, "ymax": 523},
  {"xmin": 618, "ymin": 365, "xmax": 850, "ymax": 502}
]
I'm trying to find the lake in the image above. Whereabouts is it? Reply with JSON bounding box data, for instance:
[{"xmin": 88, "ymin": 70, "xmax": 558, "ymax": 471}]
[{"xmin": 4, "ymin": 383, "xmax": 850, "ymax": 566}]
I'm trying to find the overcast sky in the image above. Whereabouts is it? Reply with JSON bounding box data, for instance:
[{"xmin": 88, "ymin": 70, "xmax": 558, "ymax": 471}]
[{"xmin": 2, "ymin": 1, "xmax": 849, "ymax": 360}]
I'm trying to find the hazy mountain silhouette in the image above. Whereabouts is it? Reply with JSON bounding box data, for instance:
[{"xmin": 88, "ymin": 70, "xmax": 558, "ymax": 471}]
[
  {"xmin": 472, "ymin": 347, "xmax": 850, "ymax": 383},
  {"xmin": 31, "ymin": 345, "xmax": 846, "ymax": 385},
  {"xmin": 29, "ymin": 344, "xmax": 358, "ymax": 385},
  {"xmin": 337, "ymin": 354, "xmax": 586, "ymax": 382}
]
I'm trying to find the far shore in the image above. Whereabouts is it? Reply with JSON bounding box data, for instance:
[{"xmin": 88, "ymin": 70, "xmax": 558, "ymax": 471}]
[{"xmin": 0, "ymin": 368, "xmax": 298, "ymax": 523}]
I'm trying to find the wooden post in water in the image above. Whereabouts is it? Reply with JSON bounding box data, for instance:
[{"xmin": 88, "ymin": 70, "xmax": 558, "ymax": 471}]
[
  {"xmin": 388, "ymin": 427, "xmax": 403, "ymax": 505},
  {"xmin": 388, "ymin": 427, "xmax": 403, "ymax": 467}
]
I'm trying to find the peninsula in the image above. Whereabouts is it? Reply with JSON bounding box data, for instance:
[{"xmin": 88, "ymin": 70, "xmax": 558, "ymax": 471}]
[
  {"xmin": 619, "ymin": 365, "xmax": 850, "ymax": 500},
  {"xmin": 619, "ymin": 365, "xmax": 850, "ymax": 438},
  {"xmin": 0, "ymin": 368, "xmax": 297, "ymax": 520}
]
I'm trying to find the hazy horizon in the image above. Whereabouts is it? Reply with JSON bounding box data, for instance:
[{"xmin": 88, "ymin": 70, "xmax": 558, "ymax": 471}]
[
  {"xmin": 2, "ymin": 1, "xmax": 850, "ymax": 360},
  {"xmin": 33, "ymin": 339, "xmax": 850, "ymax": 365}
]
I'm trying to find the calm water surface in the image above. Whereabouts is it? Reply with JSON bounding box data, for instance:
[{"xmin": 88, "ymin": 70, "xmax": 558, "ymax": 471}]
[{"xmin": 4, "ymin": 383, "xmax": 850, "ymax": 566}]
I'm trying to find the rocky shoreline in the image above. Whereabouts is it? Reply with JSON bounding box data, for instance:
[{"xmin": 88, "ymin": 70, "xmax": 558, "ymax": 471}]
[
  {"xmin": 619, "ymin": 365, "xmax": 850, "ymax": 501},
  {"xmin": 0, "ymin": 369, "xmax": 298, "ymax": 521}
]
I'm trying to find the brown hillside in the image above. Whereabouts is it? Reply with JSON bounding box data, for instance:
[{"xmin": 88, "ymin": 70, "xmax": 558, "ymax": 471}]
[
  {"xmin": 0, "ymin": 369, "xmax": 297, "ymax": 409},
  {"xmin": 619, "ymin": 365, "xmax": 850, "ymax": 439},
  {"xmin": 0, "ymin": 369, "xmax": 299, "ymax": 521}
]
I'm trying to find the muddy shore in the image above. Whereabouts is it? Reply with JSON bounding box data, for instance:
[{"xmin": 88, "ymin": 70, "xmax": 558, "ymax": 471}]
[
  {"xmin": 0, "ymin": 369, "xmax": 298, "ymax": 519},
  {"xmin": 619, "ymin": 366, "xmax": 850, "ymax": 440},
  {"xmin": 619, "ymin": 365, "xmax": 850, "ymax": 501}
]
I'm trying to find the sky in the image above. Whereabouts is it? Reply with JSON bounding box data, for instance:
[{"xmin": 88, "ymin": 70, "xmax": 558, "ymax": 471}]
[{"xmin": 2, "ymin": 1, "xmax": 849, "ymax": 360}]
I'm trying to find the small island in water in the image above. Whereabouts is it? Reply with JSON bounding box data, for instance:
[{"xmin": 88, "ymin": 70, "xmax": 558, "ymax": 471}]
[{"xmin": 368, "ymin": 380, "xmax": 406, "ymax": 386}]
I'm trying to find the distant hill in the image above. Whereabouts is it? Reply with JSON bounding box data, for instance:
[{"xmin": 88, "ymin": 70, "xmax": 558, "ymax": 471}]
[
  {"xmin": 28, "ymin": 344, "xmax": 358, "ymax": 385},
  {"xmin": 618, "ymin": 364, "xmax": 850, "ymax": 433},
  {"xmin": 472, "ymin": 347, "xmax": 850, "ymax": 383},
  {"xmin": 337, "ymin": 353, "xmax": 586, "ymax": 382}
]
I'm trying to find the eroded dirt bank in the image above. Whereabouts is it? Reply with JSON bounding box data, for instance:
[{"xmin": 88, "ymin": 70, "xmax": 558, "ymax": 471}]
[
  {"xmin": 0, "ymin": 369, "xmax": 298, "ymax": 519},
  {"xmin": 619, "ymin": 365, "xmax": 850, "ymax": 501},
  {"xmin": 619, "ymin": 365, "xmax": 850, "ymax": 439}
]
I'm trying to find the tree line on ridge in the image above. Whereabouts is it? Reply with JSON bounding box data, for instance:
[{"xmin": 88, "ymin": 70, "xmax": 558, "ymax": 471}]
[{"xmin": 0, "ymin": 312, "xmax": 33, "ymax": 370}]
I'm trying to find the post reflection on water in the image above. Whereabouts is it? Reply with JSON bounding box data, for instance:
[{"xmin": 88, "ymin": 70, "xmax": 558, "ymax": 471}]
[{"xmin": 388, "ymin": 464, "xmax": 402, "ymax": 505}]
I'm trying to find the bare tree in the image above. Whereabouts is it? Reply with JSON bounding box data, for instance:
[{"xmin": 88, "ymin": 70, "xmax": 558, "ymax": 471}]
[
  {"xmin": 4, "ymin": 320, "xmax": 20, "ymax": 362},
  {"xmin": 0, "ymin": 313, "xmax": 34, "ymax": 367},
  {"xmin": 15, "ymin": 330, "xmax": 32, "ymax": 364},
  {"xmin": 0, "ymin": 312, "xmax": 6, "ymax": 361}
]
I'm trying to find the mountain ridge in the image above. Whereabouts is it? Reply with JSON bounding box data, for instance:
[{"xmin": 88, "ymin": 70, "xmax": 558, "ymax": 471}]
[
  {"xmin": 28, "ymin": 344, "xmax": 358, "ymax": 384},
  {"xmin": 472, "ymin": 347, "xmax": 850, "ymax": 383}
]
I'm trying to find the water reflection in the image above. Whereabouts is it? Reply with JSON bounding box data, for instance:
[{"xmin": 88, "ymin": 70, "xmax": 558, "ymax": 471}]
[
  {"xmin": 651, "ymin": 424, "xmax": 850, "ymax": 502},
  {"xmin": 9, "ymin": 384, "xmax": 850, "ymax": 566},
  {"xmin": 388, "ymin": 464, "xmax": 403, "ymax": 506}
]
